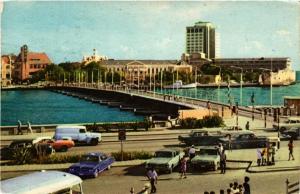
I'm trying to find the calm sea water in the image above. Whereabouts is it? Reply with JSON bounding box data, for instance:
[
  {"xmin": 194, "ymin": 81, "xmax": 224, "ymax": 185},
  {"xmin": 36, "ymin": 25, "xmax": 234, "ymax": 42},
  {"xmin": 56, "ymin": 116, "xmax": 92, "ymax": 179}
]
[
  {"xmin": 157, "ymin": 82, "xmax": 300, "ymax": 106},
  {"xmin": 1, "ymin": 90, "xmax": 143, "ymax": 126}
]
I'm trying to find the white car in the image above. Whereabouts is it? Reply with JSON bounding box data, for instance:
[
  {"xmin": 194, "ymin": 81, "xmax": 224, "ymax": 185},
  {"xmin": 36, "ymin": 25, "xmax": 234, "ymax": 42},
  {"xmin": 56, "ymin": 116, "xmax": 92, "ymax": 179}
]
[{"xmin": 273, "ymin": 117, "xmax": 300, "ymax": 132}]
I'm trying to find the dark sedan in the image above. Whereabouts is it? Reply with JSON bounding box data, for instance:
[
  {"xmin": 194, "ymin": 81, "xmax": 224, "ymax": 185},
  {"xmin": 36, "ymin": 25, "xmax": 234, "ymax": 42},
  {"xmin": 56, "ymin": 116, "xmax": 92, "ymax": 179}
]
[
  {"xmin": 282, "ymin": 127, "xmax": 300, "ymax": 140},
  {"xmin": 68, "ymin": 152, "xmax": 115, "ymax": 178},
  {"xmin": 218, "ymin": 131, "xmax": 268, "ymax": 149},
  {"xmin": 178, "ymin": 130, "xmax": 224, "ymax": 146}
]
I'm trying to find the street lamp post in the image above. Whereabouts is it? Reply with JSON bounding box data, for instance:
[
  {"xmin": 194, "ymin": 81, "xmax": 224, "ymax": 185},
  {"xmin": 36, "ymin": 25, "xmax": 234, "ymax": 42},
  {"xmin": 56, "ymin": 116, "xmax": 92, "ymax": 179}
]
[
  {"xmin": 211, "ymin": 65, "xmax": 221, "ymax": 103},
  {"xmin": 259, "ymin": 67, "xmax": 272, "ymax": 106}
]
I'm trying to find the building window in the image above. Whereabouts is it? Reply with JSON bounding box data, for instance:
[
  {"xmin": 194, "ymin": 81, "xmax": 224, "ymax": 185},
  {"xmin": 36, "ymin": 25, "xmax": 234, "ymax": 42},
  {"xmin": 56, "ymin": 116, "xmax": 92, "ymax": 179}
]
[
  {"xmin": 34, "ymin": 64, "xmax": 37, "ymax": 68},
  {"xmin": 30, "ymin": 64, "xmax": 33, "ymax": 69}
]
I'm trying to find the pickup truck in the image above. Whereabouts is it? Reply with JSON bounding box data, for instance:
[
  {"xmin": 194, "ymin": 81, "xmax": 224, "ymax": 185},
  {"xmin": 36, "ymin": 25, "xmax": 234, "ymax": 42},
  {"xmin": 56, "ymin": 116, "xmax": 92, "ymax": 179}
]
[
  {"xmin": 273, "ymin": 117, "xmax": 300, "ymax": 132},
  {"xmin": 191, "ymin": 146, "xmax": 220, "ymax": 171},
  {"xmin": 145, "ymin": 149, "xmax": 184, "ymax": 173},
  {"xmin": 178, "ymin": 130, "xmax": 224, "ymax": 146}
]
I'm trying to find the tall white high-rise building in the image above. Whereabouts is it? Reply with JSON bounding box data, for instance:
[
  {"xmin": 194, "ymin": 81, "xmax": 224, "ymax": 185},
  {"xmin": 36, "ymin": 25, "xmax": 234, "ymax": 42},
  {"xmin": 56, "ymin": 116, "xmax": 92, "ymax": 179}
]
[{"xmin": 186, "ymin": 21, "xmax": 216, "ymax": 59}]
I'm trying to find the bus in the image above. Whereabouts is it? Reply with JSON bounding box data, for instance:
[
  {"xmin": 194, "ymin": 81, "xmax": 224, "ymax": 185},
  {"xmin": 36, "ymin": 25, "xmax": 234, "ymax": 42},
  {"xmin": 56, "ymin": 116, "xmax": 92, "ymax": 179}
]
[{"xmin": 1, "ymin": 170, "xmax": 84, "ymax": 194}]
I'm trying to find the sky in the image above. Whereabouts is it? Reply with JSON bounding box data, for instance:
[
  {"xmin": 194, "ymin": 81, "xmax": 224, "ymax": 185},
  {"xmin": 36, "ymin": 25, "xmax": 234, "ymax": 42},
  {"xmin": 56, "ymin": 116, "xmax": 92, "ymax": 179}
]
[{"xmin": 1, "ymin": 1, "xmax": 300, "ymax": 70}]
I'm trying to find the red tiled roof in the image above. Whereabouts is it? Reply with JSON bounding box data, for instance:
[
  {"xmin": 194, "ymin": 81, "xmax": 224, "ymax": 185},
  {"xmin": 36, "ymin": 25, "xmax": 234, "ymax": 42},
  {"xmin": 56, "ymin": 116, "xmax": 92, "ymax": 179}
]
[{"xmin": 27, "ymin": 52, "xmax": 52, "ymax": 64}]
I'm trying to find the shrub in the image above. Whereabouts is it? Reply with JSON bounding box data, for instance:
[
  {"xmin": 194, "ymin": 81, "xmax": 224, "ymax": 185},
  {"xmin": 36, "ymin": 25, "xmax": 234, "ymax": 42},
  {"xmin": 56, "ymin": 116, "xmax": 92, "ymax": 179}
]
[
  {"xmin": 12, "ymin": 147, "xmax": 34, "ymax": 165},
  {"xmin": 35, "ymin": 154, "xmax": 83, "ymax": 164},
  {"xmin": 111, "ymin": 151, "xmax": 153, "ymax": 161},
  {"xmin": 180, "ymin": 115, "xmax": 224, "ymax": 129}
]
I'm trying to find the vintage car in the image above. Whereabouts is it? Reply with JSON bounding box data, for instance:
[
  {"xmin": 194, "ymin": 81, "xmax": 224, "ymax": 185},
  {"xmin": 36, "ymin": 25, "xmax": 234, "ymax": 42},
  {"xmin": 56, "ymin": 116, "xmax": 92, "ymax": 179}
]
[
  {"xmin": 145, "ymin": 149, "xmax": 184, "ymax": 173},
  {"xmin": 218, "ymin": 131, "xmax": 268, "ymax": 149},
  {"xmin": 191, "ymin": 146, "xmax": 220, "ymax": 171},
  {"xmin": 33, "ymin": 136, "xmax": 75, "ymax": 152},
  {"xmin": 273, "ymin": 117, "xmax": 300, "ymax": 132},
  {"xmin": 282, "ymin": 127, "xmax": 300, "ymax": 140},
  {"xmin": 0, "ymin": 139, "xmax": 53, "ymax": 160},
  {"xmin": 68, "ymin": 152, "xmax": 115, "ymax": 178},
  {"xmin": 178, "ymin": 130, "xmax": 224, "ymax": 146}
]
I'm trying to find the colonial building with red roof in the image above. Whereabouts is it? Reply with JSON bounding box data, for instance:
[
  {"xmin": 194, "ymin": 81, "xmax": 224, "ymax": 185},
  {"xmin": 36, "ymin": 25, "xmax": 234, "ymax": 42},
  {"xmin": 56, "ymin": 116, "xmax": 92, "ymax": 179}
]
[{"xmin": 13, "ymin": 45, "xmax": 52, "ymax": 81}]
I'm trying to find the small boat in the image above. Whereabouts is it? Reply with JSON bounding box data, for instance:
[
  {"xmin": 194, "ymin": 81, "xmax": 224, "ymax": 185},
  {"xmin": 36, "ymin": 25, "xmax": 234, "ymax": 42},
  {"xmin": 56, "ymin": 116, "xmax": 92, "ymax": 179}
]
[{"xmin": 164, "ymin": 80, "xmax": 197, "ymax": 89}]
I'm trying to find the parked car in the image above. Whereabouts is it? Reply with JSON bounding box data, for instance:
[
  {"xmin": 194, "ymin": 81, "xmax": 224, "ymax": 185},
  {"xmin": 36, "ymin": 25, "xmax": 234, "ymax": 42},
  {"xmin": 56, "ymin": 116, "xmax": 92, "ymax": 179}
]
[
  {"xmin": 191, "ymin": 146, "xmax": 220, "ymax": 171},
  {"xmin": 0, "ymin": 139, "xmax": 53, "ymax": 160},
  {"xmin": 273, "ymin": 117, "xmax": 300, "ymax": 132},
  {"xmin": 54, "ymin": 125, "xmax": 101, "ymax": 146},
  {"xmin": 33, "ymin": 136, "xmax": 75, "ymax": 152},
  {"xmin": 178, "ymin": 130, "xmax": 224, "ymax": 146},
  {"xmin": 218, "ymin": 131, "xmax": 268, "ymax": 149},
  {"xmin": 68, "ymin": 152, "xmax": 115, "ymax": 178},
  {"xmin": 145, "ymin": 149, "xmax": 184, "ymax": 173},
  {"xmin": 282, "ymin": 127, "xmax": 300, "ymax": 140}
]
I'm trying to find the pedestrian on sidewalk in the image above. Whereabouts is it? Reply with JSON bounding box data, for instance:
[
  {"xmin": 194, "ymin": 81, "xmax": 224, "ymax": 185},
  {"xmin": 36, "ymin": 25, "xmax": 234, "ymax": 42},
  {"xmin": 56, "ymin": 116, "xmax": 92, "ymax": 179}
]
[
  {"xmin": 27, "ymin": 121, "xmax": 33, "ymax": 134},
  {"xmin": 243, "ymin": 176, "xmax": 251, "ymax": 194},
  {"xmin": 288, "ymin": 139, "xmax": 295, "ymax": 161},
  {"xmin": 180, "ymin": 156, "xmax": 188, "ymax": 179},
  {"xmin": 270, "ymin": 143, "xmax": 277, "ymax": 165},
  {"xmin": 220, "ymin": 149, "xmax": 227, "ymax": 174},
  {"xmin": 218, "ymin": 143, "xmax": 224, "ymax": 156},
  {"xmin": 256, "ymin": 148, "xmax": 262, "ymax": 166},
  {"xmin": 245, "ymin": 121, "xmax": 250, "ymax": 130},
  {"xmin": 17, "ymin": 120, "xmax": 23, "ymax": 135},
  {"xmin": 130, "ymin": 187, "xmax": 135, "ymax": 194},
  {"xmin": 188, "ymin": 145, "xmax": 196, "ymax": 160},
  {"xmin": 261, "ymin": 146, "xmax": 267, "ymax": 166},
  {"xmin": 147, "ymin": 167, "xmax": 158, "ymax": 193}
]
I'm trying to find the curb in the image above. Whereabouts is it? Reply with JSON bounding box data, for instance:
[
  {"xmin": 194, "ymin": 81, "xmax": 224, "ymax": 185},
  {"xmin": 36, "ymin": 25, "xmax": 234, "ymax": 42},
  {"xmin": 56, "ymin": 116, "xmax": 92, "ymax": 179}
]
[
  {"xmin": 227, "ymin": 159, "xmax": 300, "ymax": 173},
  {"xmin": 0, "ymin": 160, "xmax": 146, "ymax": 173}
]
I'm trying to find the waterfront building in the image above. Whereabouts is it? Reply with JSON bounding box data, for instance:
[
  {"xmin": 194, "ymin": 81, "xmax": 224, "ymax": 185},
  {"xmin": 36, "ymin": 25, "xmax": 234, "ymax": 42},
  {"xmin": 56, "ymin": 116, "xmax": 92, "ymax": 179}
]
[
  {"xmin": 284, "ymin": 96, "xmax": 300, "ymax": 116},
  {"xmin": 186, "ymin": 21, "xmax": 216, "ymax": 59},
  {"xmin": 259, "ymin": 66, "xmax": 296, "ymax": 86},
  {"xmin": 97, "ymin": 59, "xmax": 192, "ymax": 83},
  {"xmin": 1, "ymin": 55, "xmax": 15, "ymax": 86},
  {"xmin": 82, "ymin": 49, "xmax": 108, "ymax": 65},
  {"xmin": 13, "ymin": 45, "xmax": 52, "ymax": 81}
]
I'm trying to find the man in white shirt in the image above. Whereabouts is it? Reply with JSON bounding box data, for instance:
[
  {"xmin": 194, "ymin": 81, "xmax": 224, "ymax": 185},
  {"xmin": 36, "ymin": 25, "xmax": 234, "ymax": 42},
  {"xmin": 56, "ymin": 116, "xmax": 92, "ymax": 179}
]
[
  {"xmin": 147, "ymin": 167, "xmax": 158, "ymax": 193},
  {"xmin": 189, "ymin": 145, "xmax": 196, "ymax": 159}
]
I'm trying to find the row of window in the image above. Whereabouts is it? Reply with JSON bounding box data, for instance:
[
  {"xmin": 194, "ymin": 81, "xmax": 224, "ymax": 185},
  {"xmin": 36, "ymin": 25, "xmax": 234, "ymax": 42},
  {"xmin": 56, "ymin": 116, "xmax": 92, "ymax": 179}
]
[
  {"xmin": 187, "ymin": 28, "xmax": 203, "ymax": 33},
  {"xmin": 30, "ymin": 64, "xmax": 47, "ymax": 69}
]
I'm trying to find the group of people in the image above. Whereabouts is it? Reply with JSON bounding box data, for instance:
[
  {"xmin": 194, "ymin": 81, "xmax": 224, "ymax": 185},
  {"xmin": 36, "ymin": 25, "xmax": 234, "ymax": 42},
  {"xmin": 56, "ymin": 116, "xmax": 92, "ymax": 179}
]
[
  {"xmin": 204, "ymin": 176, "xmax": 251, "ymax": 194},
  {"xmin": 256, "ymin": 142, "xmax": 277, "ymax": 166},
  {"xmin": 17, "ymin": 120, "xmax": 33, "ymax": 135}
]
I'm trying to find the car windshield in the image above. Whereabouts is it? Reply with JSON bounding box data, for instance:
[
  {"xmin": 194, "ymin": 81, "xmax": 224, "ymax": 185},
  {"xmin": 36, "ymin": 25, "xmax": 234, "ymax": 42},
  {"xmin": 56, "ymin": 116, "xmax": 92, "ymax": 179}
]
[
  {"xmin": 199, "ymin": 149, "xmax": 217, "ymax": 155},
  {"xmin": 80, "ymin": 155, "xmax": 99, "ymax": 162},
  {"xmin": 155, "ymin": 151, "xmax": 173, "ymax": 158}
]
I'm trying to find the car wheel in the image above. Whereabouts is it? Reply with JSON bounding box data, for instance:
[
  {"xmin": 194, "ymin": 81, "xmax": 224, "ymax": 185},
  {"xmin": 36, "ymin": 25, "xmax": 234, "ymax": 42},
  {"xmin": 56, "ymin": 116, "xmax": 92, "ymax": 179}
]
[
  {"xmin": 107, "ymin": 165, "xmax": 111, "ymax": 170},
  {"xmin": 90, "ymin": 139, "xmax": 98, "ymax": 146},
  {"xmin": 214, "ymin": 163, "xmax": 218, "ymax": 171},
  {"xmin": 280, "ymin": 127, "xmax": 286, "ymax": 133},
  {"xmin": 61, "ymin": 146, "xmax": 68, "ymax": 152},
  {"xmin": 93, "ymin": 171, "xmax": 98, "ymax": 178},
  {"xmin": 168, "ymin": 165, "xmax": 173, "ymax": 174}
]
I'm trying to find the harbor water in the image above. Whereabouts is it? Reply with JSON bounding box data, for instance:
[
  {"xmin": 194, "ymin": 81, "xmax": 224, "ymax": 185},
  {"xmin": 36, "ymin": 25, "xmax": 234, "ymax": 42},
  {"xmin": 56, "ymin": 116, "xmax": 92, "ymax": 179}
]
[
  {"xmin": 1, "ymin": 90, "xmax": 143, "ymax": 126},
  {"xmin": 157, "ymin": 82, "xmax": 300, "ymax": 106}
]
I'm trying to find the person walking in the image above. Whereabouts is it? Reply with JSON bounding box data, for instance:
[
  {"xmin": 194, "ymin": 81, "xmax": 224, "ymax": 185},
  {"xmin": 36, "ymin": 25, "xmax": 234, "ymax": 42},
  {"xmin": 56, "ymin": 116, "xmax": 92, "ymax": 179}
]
[
  {"xmin": 147, "ymin": 167, "xmax": 158, "ymax": 193},
  {"xmin": 288, "ymin": 139, "xmax": 295, "ymax": 161},
  {"xmin": 256, "ymin": 148, "xmax": 262, "ymax": 166},
  {"xmin": 220, "ymin": 149, "xmax": 227, "ymax": 174},
  {"xmin": 228, "ymin": 134, "xmax": 232, "ymax": 152},
  {"xmin": 245, "ymin": 121, "xmax": 250, "ymax": 130},
  {"xmin": 243, "ymin": 176, "xmax": 251, "ymax": 194},
  {"xmin": 188, "ymin": 145, "xmax": 196, "ymax": 159},
  {"xmin": 218, "ymin": 143, "xmax": 224, "ymax": 156},
  {"xmin": 180, "ymin": 157, "xmax": 188, "ymax": 179},
  {"xmin": 27, "ymin": 121, "xmax": 33, "ymax": 134},
  {"xmin": 17, "ymin": 120, "xmax": 23, "ymax": 135}
]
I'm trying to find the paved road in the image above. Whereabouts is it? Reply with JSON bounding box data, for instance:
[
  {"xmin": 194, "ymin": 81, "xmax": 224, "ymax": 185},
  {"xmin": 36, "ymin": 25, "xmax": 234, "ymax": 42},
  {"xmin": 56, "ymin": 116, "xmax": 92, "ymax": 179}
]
[{"xmin": 2, "ymin": 166, "xmax": 299, "ymax": 194}]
